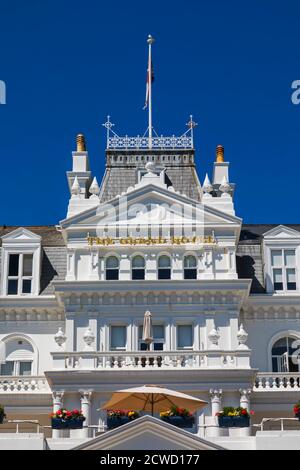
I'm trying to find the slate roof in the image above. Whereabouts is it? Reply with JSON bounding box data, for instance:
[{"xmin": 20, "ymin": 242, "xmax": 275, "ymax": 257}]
[{"xmin": 99, "ymin": 149, "xmax": 202, "ymax": 202}]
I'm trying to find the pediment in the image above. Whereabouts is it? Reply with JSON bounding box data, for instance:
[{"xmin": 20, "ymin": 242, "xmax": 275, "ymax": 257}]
[
  {"xmin": 61, "ymin": 184, "xmax": 241, "ymax": 230},
  {"xmin": 263, "ymin": 225, "xmax": 300, "ymax": 240},
  {"xmin": 1, "ymin": 227, "xmax": 41, "ymax": 244},
  {"xmin": 71, "ymin": 416, "xmax": 224, "ymax": 450}
]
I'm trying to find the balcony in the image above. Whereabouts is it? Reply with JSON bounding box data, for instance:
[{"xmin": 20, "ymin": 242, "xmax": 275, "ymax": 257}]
[
  {"xmin": 51, "ymin": 350, "xmax": 251, "ymax": 370},
  {"xmin": 254, "ymin": 373, "xmax": 300, "ymax": 391},
  {"xmin": 0, "ymin": 376, "xmax": 51, "ymax": 393}
]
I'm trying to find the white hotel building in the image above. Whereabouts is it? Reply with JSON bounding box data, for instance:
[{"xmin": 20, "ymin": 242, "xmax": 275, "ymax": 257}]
[{"xmin": 0, "ymin": 114, "xmax": 300, "ymax": 450}]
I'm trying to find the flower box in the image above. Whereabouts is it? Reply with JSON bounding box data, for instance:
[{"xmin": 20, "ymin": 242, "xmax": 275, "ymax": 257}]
[
  {"xmin": 218, "ymin": 415, "xmax": 250, "ymax": 428},
  {"xmin": 161, "ymin": 416, "xmax": 195, "ymax": 428},
  {"xmin": 51, "ymin": 417, "xmax": 84, "ymax": 429},
  {"xmin": 107, "ymin": 416, "xmax": 131, "ymax": 429}
]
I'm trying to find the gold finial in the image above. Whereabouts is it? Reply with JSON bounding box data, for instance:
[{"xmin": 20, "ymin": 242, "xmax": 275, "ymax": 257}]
[
  {"xmin": 76, "ymin": 134, "xmax": 86, "ymax": 152},
  {"xmin": 216, "ymin": 144, "xmax": 224, "ymax": 163}
]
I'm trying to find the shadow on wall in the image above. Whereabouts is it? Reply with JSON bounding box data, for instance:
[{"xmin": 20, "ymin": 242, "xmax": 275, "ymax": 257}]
[
  {"xmin": 40, "ymin": 251, "xmax": 58, "ymax": 294},
  {"xmin": 236, "ymin": 255, "xmax": 265, "ymax": 293}
]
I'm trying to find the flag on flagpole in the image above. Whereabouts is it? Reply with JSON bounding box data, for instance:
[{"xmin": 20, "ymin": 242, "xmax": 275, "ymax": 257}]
[{"xmin": 143, "ymin": 58, "xmax": 154, "ymax": 110}]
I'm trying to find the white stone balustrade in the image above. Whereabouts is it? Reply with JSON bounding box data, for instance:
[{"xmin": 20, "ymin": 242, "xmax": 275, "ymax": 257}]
[
  {"xmin": 51, "ymin": 350, "xmax": 251, "ymax": 370},
  {"xmin": 254, "ymin": 373, "xmax": 300, "ymax": 391},
  {"xmin": 0, "ymin": 376, "xmax": 50, "ymax": 393}
]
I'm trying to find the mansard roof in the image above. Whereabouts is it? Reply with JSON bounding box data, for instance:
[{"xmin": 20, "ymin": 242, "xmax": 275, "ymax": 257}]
[{"xmin": 99, "ymin": 149, "xmax": 202, "ymax": 202}]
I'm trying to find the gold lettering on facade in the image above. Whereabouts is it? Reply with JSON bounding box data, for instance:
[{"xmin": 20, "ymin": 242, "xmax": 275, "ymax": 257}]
[{"xmin": 86, "ymin": 235, "xmax": 217, "ymax": 246}]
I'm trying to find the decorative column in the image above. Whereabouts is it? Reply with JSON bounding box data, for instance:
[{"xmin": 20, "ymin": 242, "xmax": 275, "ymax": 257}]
[
  {"xmin": 239, "ymin": 389, "xmax": 251, "ymax": 437},
  {"xmin": 205, "ymin": 389, "xmax": 222, "ymax": 438},
  {"xmin": 80, "ymin": 391, "xmax": 92, "ymax": 438},
  {"xmin": 52, "ymin": 391, "xmax": 64, "ymax": 439}
]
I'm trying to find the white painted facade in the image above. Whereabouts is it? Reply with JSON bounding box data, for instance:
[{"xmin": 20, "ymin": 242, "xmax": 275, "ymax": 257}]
[{"xmin": 0, "ymin": 129, "xmax": 300, "ymax": 450}]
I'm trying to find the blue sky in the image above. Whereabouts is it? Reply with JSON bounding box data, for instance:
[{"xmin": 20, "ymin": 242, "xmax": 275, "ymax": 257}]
[{"xmin": 0, "ymin": 0, "xmax": 299, "ymax": 225}]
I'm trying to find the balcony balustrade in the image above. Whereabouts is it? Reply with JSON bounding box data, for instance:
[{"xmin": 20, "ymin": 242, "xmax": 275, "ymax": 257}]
[
  {"xmin": 51, "ymin": 350, "xmax": 251, "ymax": 370},
  {"xmin": 254, "ymin": 373, "xmax": 300, "ymax": 391},
  {"xmin": 0, "ymin": 376, "xmax": 50, "ymax": 393}
]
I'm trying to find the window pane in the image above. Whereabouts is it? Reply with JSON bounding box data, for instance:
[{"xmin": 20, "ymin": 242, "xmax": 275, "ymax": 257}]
[
  {"xmin": 287, "ymin": 268, "xmax": 296, "ymax": 290},
  {"xmin": 284, "ymin": 250, "xmax": 295, "ymax": 267},
  {"xmin": 184, "ymin": 268, "xmax": 197, "ymax": 280},
  {"xmin": 273, "ymin": 268, "xmax": 283, "ymax": 290},
  {"xmin": 106, "ymin": 256, "xmax": 119, "ymax": 269},
  {"xmin": 23, "ymin": 254, "xmax": 33, "ymax": 276},
  {"xmin": 158, "ymin": 268, "xmax": 171, "ymax": 280},
  {"xmin": 8, "ymin": 254, "xmax": 19, "ymax": 276},
  {"xmin": 272, "ymin": 338, "xmax": 288, "ymax": 356},
  {"xmin": 177, "ymin": 325, "xmax": 193, "ymax": 349},
  {"xmin": 22, "ymin": 279, "xmax": 32, "ymax": 294},
  {"xmin": 106, "ymin": 269, "xmax": 119, "ymax": 280},
  {"xmin": 0, "ymin": 361, "xmax": 14, "ymax": 375},
  {"xmin": 153, "ymin": 325, "xmax": 164, "ymax": 339},
  {"xmin": 153, "ymin": 343, "xmax": 163, "ymax": 351},
  {"xmin": 158, "ymin": 256, "xmax": 171, "ymax": 268},
  {"xmin": 111, "ymin": 326, "xmax": 126, "ymax": 349},
  {"xmin": 7, "ymin": 280, "xmax": 18, "ymax": 295},
  {"xmin": 184, "ymin": 256, "xmax": 197, "ymax": 268},
  {"xmin": 271, "ymin": 250, "xmax": 282, "ymax": 267},
  {"xmin": 132, "ymin": 269, "xmax": 145, "ymax": 280},
  {"xmin": 19, "ymin": 362, "xmax": 32, "ymax": 376},
  {"xmin": 132, "ymin": 256, "xmax": 145, "ymax": 268}
]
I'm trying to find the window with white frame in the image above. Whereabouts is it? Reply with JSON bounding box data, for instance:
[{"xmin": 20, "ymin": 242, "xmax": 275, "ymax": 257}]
[
  {"xmin": 183, "ymin": 255, "xmax": 197, "ymax": 279},
  {"xmin": 158, "ymin": 255, "xmax": 171, "ymax": 280},
  {"xmin": 110, "ymin": 325, "xmax": 127, "ymax": 350},
  {"xmin": 271, "ymin": 336, "xmax": 300, "ymax": 372},
  {"xmin": 177, "ymin": 325, "xmax": 193, "ymax": 350},
  {"xmin": 7, "ymin": 253, "xmax": 34, "ymax": 295},
  {"xmin": 1, "ymin": 228, "xmax": 41, "ymax": 296},
  {"xmin": 132, "ymin": 255, "xmax": 145, "ymax": 280},
  {"xmin": 138, "ymin": 325, "xmax": 165, "ymax": 351},
  {"xmin": 105, "ymin": 256, "xmax": 119, "ymax": 280},
  {"xmin": 271, "ymin": 249, "xmax": 296, "ymax": 291},
  {"xmin": 0, "ymin": 338, "xmax": 34, "ymax": 376}
]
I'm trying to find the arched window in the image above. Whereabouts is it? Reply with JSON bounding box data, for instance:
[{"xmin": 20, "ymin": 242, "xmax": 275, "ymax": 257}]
[
  {"xmin": 0, "ymin": 337, "xmax": 34, "ymax": 376},
  {"xmin": 132, "ymin": 255, "xmax": 145, "ymax": 280},
  {"xmin": 184, "ymin": 255, "xmax": 197, "ymax": 279},
  {"xmin": 158, "ymin": 255, "xmax": 171, "ymax": 280},
  {"xmin": 105, "ymin": 256, "xmax": 119, "ymax": 280},
  {"xmin": 271, "ymin": 336, "xmax": 300, "ymax": 372}
]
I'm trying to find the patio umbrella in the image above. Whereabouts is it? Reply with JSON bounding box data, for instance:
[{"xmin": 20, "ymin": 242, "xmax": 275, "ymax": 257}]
[
  {"xmin": 142, "ymin": 311, "xmax": 153, "ymax": 351},
  {"xmin": 100, "ymin": 384, "xmax": 208, "ymax": 416}
]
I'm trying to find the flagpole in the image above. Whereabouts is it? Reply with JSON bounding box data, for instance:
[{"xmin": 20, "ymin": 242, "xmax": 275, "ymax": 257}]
[{"xmin": 147, "ymin": 34, "xmax": 154, "ymax": 149}]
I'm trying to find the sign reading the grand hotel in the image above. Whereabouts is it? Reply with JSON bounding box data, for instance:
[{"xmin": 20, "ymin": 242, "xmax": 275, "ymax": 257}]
[{"xmin": 87, "ymin": 235, "xmax": 217, "ymax": 246}]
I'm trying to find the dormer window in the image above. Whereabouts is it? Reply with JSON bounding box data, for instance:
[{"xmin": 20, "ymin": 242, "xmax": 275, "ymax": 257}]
[
  {"xmin": 271, "ymin": 249, "xmax": 296, "ymax": 291},
  {"xmin": 7, "ymin": 253, "xmax": 34, "ymax": 295},
  {"xmin": 263, "ymin": 225, "xmax": 300, "ymax": 294},
  {"xmin": 1, "ymin": 228, "xmax": 42, "ymax": 296}
]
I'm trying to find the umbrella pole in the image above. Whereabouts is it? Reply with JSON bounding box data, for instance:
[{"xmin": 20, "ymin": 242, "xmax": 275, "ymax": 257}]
[{"xmin": 151, "ymin": 394, "xmax": 154, "ymax": 416}]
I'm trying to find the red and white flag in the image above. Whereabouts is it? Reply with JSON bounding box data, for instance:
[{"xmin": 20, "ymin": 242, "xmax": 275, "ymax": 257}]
[{"xmin": 143, "ymin": 56, "xmax": 154, "ymax": 110}]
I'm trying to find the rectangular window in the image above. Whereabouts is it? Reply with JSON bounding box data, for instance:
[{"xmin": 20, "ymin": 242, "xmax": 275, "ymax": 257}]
[
  {"xmin": 138, "ymin": 325, "xmax": 165, "ymax": 351},
  {"xmin": 7, "ymin": 253, "xmax": 33, "ymax": 295},
  {"xmin": 110, "ymin": 326, "xmax": 127, "ymax": 350},
  {"xmin": 19, "ymin": 361, "xmax": 32, "ymax": 376},
  {"xmin": 177, "ymin": 325, "xmax": 193, "ymax": 350},
  {"xmin": 271, "ymin": 249, "xmax": 297, "ymax": 291},
  {"xmin": 0, "ymin": 361, "xmax": 14, "ymax": 376}
]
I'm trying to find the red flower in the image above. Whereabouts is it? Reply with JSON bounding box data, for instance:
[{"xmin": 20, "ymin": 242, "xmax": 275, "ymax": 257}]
[
  {"xmin": 250, "ymin": 410, "xmax": 255, "ymax": 415},
  {"xmin": 241, "ymin": 409, "xmax": 247, "ymax": 415}
]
